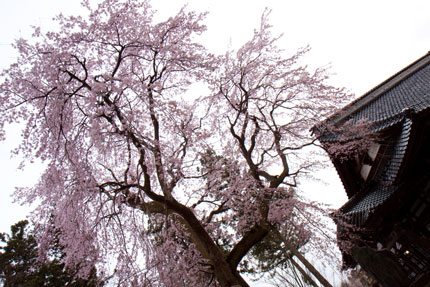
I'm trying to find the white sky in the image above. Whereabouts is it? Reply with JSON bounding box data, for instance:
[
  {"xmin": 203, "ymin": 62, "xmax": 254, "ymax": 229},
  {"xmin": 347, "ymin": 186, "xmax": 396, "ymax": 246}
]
[{"xmin": 0, "ymin": 0, "xmax": 429, "ymax": 243}]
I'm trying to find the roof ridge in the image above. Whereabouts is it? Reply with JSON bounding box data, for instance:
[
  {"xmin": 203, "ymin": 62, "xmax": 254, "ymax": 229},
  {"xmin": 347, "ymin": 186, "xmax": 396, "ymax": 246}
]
[{"xmin": 329, "ymin": 51, "xmax": 430, "ymax": 124}]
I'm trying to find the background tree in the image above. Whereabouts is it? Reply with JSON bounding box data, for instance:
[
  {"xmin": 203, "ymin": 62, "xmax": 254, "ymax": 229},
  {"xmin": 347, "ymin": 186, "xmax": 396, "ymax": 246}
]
[
  {"xmin": 0, "ymin": 0, "xmax": 351, "ymax": 285},
  {"xmin": 0, "ymin": 220, "xmax": 103, "ymax": 287}
]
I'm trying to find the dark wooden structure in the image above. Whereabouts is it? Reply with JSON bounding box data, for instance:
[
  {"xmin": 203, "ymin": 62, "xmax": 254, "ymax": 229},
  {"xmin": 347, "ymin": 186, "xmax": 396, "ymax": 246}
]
[{"xmin": 314, "ymin": 52, "xmax": 430, "ymax": 287}]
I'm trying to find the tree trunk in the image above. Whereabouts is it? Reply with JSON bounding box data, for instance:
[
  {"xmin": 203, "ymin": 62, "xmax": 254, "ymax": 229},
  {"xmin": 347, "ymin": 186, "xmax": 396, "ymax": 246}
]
[{"xmin": 164, "ymin": 199, "xmax": 250, "ymax": 286}]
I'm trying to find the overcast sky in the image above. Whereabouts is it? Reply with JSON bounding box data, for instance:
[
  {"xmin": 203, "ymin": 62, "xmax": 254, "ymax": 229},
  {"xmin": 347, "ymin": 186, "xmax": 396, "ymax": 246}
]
[{"xmin": 1, "ymin": 0, "xmax": 429, "ymax": 237}]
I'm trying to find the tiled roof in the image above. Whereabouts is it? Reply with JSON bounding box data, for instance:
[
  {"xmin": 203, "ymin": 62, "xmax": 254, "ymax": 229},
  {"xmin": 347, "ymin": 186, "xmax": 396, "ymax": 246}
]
[
  {"xmin": 347, "ymin": 64, "xmax": 430, "ymax": 127},
  {"xmin": 343, "ymin": 185, "xmax": 397, "ymax": 226},
  {"xmin": 317, "ymin": 53, "xmax": 430, "ymax": 142},
  {"xmin": 327, "ymin": 51, "xmax": 430, "ymax": 127},
  {"xmin": 321, "ymin": 52, "xmax": 430, "ymax": 226},
  {"xmin": 341, "ymin": 118, "xmax": 412, "ymax": 225}
]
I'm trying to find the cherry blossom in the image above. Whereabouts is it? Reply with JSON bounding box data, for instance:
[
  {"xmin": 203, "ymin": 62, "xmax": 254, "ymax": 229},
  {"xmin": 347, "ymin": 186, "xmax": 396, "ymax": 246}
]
[{"xmin": 0, "ymin": 1, "xmax": 352, "ymax": 286}]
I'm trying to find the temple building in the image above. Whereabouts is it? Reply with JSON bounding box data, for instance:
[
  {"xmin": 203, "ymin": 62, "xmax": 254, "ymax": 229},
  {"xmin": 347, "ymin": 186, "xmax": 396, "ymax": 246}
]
[{"xmin": 313, "ymin": 52, "xmax": 430, "ymax": 287}]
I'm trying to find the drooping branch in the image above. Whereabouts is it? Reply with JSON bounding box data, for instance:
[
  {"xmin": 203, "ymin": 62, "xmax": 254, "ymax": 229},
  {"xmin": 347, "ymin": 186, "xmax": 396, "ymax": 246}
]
[{"xmin": 274, "ymin": 229, "xmax": 333, "ymax": 287}]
